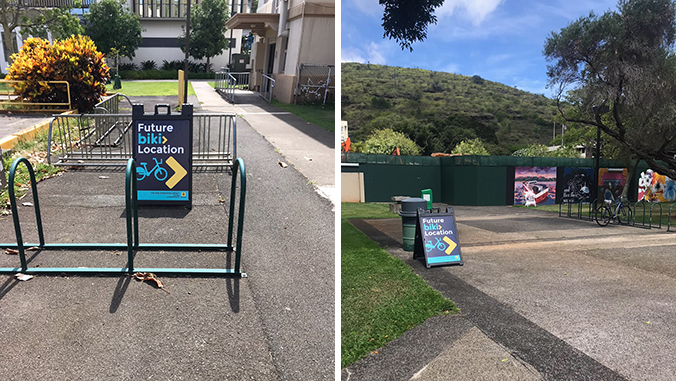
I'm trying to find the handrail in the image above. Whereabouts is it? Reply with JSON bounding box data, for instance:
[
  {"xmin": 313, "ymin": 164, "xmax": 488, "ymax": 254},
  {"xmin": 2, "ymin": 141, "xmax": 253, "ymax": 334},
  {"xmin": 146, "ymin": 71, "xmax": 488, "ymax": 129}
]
[
  {"xmin": 8, "ymin": 157, "xmax": 46, "ymax": 272},
  {"xmin": 0, "ymin": 80, "xmax": 72, "ymax": 110},
  {"xmin": 260, "ymin": 74, "xmax": 275, "ymax": 103}
]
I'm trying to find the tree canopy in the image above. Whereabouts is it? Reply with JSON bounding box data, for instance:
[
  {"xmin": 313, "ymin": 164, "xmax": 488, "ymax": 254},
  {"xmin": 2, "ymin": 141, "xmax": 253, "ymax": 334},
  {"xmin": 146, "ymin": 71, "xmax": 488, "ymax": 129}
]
[
  {"xmin": 180, "ymin": 0, "xmax": 229, "ymax": 72},
  {"xmin": 544, "ymin": 0, "xmax": 676, "ymax": 179},
  {"xmin": 380, "ymin": 0, "xmax": 444, "ymax": 51},
  {"xmin": 361, "ymin": 128, "xmax": 422, "ymax": 156},
  {"xmin": 451, "ymin": 138, "xmax": 490, "ymax": 155},
  {"xmin": 84, "ymin": 0, "xmax": 142, "ymax": 58},
  {"xmin": 0, "ymin": 2, "xmax": 82, "ymax": 63}
]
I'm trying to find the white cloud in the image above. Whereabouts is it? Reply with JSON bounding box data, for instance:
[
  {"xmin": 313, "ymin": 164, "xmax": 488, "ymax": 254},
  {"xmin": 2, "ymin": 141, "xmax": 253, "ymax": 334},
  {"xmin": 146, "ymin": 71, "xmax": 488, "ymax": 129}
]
[
  {"xmin": 366, "ymin": 42, "xmax": 387, "ymax": 65},
  {"xmin": 351, "ymin": 0, "xmax": 382, "ymax": 16},
  {"xmin": 341, "ymin": 47, "xmax": 366, "ymax": 63},
  {"xmin": 444, "ymin": 63, "xmax": 460, "ymax": 73},
  {"xmin": 437, "ymin": 0, "xmax": 505, "ymax": 25},
  {"xmin": 341, "ymin": 41, "xmax": 393, "ymax": 65}
]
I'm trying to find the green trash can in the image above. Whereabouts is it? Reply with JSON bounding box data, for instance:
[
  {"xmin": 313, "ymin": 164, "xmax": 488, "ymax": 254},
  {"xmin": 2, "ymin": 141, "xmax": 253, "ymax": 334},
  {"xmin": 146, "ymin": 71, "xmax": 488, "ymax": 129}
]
[
  {"xmin": 421, "ymin": 189, "xmax": 433, "ymax": 210},
  {"xmin": 399, "ymin": 198, "xmax": 427, "ymax": 252}
]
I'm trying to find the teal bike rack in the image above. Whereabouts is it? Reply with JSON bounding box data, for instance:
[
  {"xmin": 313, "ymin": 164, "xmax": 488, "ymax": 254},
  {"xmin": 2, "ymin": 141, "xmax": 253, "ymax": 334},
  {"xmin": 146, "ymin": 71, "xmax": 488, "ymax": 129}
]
[{"xmin": 1, "ymin": 157, "xmax": 246, "ymax": 277}]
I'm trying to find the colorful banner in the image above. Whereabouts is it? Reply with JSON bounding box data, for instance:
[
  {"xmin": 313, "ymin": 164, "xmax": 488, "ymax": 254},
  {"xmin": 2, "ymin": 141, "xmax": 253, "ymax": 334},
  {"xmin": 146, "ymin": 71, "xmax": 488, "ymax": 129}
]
[
  {"xmin": 598, "ymin": 168, "xmax": 627, "ymax": 202},
  {"xmin": 514, "ymin": 167, "xmax": 556, "ymax": 206},
  {"xmin": 638, "ymin": 170, "xmax": 676, "ymax": 202},
  {"xmin": 562, "ymin": 167, "xmax": 593, "ymax": 202}
]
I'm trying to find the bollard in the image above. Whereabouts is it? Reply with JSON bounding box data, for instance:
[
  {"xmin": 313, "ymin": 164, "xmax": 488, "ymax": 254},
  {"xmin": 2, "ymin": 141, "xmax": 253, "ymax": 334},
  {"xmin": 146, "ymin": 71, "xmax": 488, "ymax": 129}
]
[{"xmin": 399, "ymin": 198, "xmax": 427, "ymax": 252}]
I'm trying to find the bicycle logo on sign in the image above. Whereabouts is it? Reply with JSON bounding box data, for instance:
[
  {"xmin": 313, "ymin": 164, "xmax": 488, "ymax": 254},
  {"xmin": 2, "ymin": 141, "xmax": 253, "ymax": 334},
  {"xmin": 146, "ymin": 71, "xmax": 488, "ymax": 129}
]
[
  {"xmin": 425, "ymin": 237, "xmax": 447, "ymax": 253},
  {"xmin": 137, "ymin": 158, "xmax": 169, "ymax": 181}
]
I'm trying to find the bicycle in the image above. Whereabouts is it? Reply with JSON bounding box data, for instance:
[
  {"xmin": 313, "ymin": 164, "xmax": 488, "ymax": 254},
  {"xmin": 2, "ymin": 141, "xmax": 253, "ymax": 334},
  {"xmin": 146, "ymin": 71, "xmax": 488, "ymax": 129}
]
[
  {"xmin": 136, "ymin": 158, "xmax": 169, "ymax": 181},
  {"xmin": 595, "ymin": 197, "xmax": 633, "ymax": 226},
  {"xmin": 425, "ymin": 237, "xmax": 447, "ymax": 253}
]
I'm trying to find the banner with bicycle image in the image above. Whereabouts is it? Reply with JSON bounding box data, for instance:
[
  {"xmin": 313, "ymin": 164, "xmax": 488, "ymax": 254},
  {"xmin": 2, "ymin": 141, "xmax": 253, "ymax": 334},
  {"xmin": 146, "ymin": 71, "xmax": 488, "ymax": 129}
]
[
  {"xmin": 132, "ymin": 104, "xmax": 193, "ymax": 207},
  {"xmin": 413, "ymin": 207, "xmax": 463, "ymax": 269}
]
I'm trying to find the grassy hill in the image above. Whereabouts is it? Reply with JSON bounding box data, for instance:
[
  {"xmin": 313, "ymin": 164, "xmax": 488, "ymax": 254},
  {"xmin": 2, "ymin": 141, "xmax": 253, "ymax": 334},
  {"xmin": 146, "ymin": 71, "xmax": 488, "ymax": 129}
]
[{"xmin": 341, "ymin": 62, "xmax": 560, "ymax": 155}]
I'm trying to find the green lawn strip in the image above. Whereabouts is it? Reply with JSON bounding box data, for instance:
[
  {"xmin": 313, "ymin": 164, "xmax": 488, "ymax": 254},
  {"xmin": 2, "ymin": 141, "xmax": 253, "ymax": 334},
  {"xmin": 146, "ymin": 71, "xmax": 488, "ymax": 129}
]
[
  {"xmin": 2, "ymin": 129, "xmax": 64, "ymax": 209},
  {"xmin": 341, "ymin": 203, "xmax": 458, "ymax": 368},
  {"xmin": 342, "ymin": 202, "xmax": 397, "ymax": 220},
  {"xmin": 271, "ymin": 99, "xmax": 334, "ymax": 132},
  {"xmin": 105, "ymin": 81, "xmax": 196, "ymax": 96}
]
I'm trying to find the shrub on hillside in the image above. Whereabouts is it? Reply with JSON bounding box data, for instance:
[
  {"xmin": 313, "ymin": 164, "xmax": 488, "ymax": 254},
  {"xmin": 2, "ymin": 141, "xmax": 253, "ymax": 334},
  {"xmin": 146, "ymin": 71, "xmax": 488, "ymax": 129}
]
[
  {"xmin": 7, "ymin": 36, "xmax": 109, "ymax": 112},
  {"xmin": 361, "ymin": 128, "xmax": 421, "ymax": 156}
]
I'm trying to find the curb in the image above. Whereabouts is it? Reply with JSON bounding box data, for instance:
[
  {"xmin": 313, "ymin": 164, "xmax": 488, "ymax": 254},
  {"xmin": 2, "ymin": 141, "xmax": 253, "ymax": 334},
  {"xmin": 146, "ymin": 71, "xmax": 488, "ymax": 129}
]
[{"xmin": 0, "ymin": 110, "xmax": 76, "ymax": 150}]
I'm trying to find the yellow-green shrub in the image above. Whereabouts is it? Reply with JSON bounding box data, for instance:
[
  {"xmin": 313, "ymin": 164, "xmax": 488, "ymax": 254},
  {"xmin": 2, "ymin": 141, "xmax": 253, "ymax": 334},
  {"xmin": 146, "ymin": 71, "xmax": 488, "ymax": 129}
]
[{"xmin": 7, "ymin": 36, "xmax": 109, "ymax": 112}]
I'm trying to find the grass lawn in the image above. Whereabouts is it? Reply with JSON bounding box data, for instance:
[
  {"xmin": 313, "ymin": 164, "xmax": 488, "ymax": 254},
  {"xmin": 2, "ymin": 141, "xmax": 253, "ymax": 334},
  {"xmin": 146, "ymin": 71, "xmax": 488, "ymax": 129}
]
[
  {"xmin": 105, "ymin": 81, "xmax": 196, "ymax": 96},
  {"xmin": 272, "ymin": 100, "xmax": 335, "ymax": 133},
  {"xmin": 341, "ymin": 202, "xmax": 458, "ymax": 368},
  {"xmin": 2, "ymin": 129, "xmax": 64, "ymax": 209},
  {"xmin": 204, "ymin": 81, "xmax": 335, "ymax": 132}
]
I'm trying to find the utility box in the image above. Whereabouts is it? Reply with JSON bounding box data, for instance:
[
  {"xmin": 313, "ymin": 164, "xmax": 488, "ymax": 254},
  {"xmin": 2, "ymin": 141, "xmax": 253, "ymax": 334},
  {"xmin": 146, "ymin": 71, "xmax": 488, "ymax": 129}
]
[
  {"xmin": 421, "ymin": 189, "xmax": 433, "ymax": 210},
  {"xmin": 132, "ymin": 104, "xmax": 193, "ymax": 208}
]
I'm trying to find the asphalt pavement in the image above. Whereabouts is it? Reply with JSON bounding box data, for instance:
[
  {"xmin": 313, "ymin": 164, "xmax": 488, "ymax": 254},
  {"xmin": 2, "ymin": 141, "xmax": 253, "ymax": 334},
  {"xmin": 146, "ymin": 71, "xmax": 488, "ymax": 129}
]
[
  {"xmin": 343, "ymin": 205, "xmax": 676, "ymax": 380},
  {"xmin": 0, "ymin": 84, "xmax": 335, "ymax": 379}
]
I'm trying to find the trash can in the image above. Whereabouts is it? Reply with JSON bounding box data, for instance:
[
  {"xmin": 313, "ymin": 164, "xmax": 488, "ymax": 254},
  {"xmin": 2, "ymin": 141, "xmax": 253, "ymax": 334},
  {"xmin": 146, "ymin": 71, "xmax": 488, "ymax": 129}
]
[
  {"xmin": 421, "ymin": 189, "xmax": 433, "ymax": 210},
  {"xmin": 399, "ymin": 198, "xmax": 427, "ymax": 252}
]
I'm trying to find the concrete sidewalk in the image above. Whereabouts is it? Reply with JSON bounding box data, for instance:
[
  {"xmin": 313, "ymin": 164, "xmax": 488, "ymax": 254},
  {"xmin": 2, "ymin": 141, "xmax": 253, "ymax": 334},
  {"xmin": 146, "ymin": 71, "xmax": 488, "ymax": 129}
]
[
  {"xmin": 343, "ymin": 206, "xmax": 676, "ymax": 380},
  {"xmin": 0, "ymin": 91, "xmax": 335, "ymax": 379},
  {"xmin": 191, "ymin": 82, "xmax": 335, "ymax": 203}
]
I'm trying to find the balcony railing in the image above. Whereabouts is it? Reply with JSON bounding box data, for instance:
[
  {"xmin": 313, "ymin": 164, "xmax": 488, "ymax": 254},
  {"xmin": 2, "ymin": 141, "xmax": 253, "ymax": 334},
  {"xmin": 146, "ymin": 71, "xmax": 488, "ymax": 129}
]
[{"xmin": 11, "ymin": 0, "xmax": 97, "ymax": 8}]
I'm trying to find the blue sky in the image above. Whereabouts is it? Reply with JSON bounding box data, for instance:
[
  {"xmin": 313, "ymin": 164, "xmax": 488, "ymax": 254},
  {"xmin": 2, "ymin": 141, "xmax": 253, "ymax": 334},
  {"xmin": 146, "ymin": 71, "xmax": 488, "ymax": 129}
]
[{"xmin": 341, "ymin": 0, "xmax": 618, "ymax": 96}]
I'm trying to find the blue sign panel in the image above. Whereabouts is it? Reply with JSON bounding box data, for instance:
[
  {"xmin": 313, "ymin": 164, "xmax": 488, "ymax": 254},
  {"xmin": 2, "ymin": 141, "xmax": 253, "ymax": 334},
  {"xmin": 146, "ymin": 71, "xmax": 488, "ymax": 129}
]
[
  {"xmin": 132, "ymin": 104, "xmax": 192, "ymax": 207},
  {"xmin": 414, "ymin": 207, "xmax": 463, "ymax": 268}
]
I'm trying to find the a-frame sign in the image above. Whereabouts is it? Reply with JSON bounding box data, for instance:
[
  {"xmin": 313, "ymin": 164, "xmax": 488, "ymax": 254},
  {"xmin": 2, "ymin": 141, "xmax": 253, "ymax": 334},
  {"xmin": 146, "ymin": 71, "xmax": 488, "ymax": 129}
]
[{"xmin": 413, "ymin": 207, "xmax": 464, "ymax": 269}]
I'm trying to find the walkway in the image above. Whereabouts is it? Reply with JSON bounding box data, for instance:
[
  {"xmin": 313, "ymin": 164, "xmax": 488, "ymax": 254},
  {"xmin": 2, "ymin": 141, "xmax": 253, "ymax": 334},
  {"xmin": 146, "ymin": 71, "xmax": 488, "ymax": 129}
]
[
  {"xmin": 345, "ymin": 206, "xmax": 676, "ymax": 380},
  {"xmin": 0, "ymin": 84, "xmax": 335, "ymax": 379},
  {"xmin": 191, "ymin": 82, "xmax": 336, "ymax": 204}
]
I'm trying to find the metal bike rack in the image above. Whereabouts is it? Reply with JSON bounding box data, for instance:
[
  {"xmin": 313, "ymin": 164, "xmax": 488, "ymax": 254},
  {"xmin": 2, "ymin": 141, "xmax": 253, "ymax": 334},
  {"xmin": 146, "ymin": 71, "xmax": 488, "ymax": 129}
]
[
  {"xmin": 633, "ymin": 200, "xmax": 649, "ymax": 228},
  {"xmin": 650, "ymin": 202, "xmax": 663, "ymax": 229},
  {"xmin": 668, "ymin": 204, "xmax": 676, "ymax": 232},
  {"xmin": 0, "ymin": 157, "xmax": 246, "ymax": 277}
]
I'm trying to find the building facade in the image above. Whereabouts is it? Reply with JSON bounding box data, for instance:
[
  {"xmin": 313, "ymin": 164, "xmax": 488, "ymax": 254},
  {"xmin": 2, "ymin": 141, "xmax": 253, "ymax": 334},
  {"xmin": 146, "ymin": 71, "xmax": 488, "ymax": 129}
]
[{"xmin": 226, "ymin": 0, "xmax": 335, "ymax": 103}]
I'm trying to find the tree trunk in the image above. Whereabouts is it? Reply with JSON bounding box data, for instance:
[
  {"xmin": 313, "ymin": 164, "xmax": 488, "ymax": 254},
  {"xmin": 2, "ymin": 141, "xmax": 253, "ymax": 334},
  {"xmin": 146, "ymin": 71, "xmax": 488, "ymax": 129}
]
[
  {"xmin": 1, "ymin": 24, "xmax": 16, "ymax": 67},
  {"xmin": 621, "ymin": 159, "xmax": 639, "ymax": 201},
  {"xmin": 206, "ymin": 57, "xmax": 211, "ymax": 73}
]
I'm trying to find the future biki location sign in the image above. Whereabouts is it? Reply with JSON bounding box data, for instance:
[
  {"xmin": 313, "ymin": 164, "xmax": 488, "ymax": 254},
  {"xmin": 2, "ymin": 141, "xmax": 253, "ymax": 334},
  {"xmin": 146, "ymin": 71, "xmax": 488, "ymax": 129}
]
[
  {"xmin": 414, "ymin": 207, "xmax": 463, "ymax": 268},
  {"xmin": 132, "ymin": 104, "xmax": 192, "ymax": 207}
]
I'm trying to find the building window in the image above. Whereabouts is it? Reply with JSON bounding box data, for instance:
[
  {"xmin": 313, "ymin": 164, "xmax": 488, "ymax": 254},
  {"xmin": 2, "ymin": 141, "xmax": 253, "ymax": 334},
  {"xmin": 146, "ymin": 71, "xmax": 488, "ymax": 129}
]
[{"xmin": 134, "ymin": 0, "xmax": 198, "ymax": 18}]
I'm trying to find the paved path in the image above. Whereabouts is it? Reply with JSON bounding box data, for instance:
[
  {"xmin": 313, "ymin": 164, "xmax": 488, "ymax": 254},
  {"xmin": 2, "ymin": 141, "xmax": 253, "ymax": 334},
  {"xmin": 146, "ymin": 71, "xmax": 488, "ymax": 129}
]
[
  {"xmin": 191, "ymin": 82, "xmax": 336, "ymax": 204},
  {"xmin": 0, "ymin": 84, "xmax": 335, "ymax": 380},
  {"xmin": 344, "ymin": 206, "xmax": 676, "ymax": 380}
]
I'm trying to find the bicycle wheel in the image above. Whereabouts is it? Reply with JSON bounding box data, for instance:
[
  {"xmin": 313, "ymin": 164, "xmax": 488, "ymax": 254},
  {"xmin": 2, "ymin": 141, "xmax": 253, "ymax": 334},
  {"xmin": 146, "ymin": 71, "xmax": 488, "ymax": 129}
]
[
  {"xmin": 155, "ymin": 167, "xmax": 168, "ymax": 181},
  {"xmin": 596, "ymin": 205, "xmax": 611, "ymax": 226},
  {"xmin": 618, "ymin": 205, "xmax": 633, "ymax": 225}
]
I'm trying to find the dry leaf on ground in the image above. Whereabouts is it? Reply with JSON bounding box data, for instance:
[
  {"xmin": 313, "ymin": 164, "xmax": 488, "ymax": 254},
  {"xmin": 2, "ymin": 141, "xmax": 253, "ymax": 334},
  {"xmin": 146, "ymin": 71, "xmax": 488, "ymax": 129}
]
[
  {"xmin": 4, "ymin": 248, "xmax": 19, "ymax": 255},
  {"xmin": 132, "ymin": 272, "xmax": 170, "ymax": 294}
]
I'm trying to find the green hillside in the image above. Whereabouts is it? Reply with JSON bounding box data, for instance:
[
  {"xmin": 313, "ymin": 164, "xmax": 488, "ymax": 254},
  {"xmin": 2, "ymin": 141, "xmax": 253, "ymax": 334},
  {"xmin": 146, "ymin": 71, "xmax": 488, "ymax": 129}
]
[{"xmin": 341, "ymin": 62, "xmax": 560, "ymax": 155}]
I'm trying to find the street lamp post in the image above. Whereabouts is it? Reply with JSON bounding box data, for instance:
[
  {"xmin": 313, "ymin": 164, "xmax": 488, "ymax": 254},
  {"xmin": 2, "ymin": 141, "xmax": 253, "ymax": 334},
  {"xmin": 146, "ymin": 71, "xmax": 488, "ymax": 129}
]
[{"xmin": 591, "ymin": 105, "xmax": 610, "ymax": 202}]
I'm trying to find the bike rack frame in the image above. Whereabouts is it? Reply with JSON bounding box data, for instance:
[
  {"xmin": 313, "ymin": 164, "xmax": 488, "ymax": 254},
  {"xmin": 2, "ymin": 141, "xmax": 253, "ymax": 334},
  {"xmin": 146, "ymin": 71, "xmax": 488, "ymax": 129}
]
[{"xmin": 0, "ymin": 157, "xmax": 246, "ymax": 277}]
